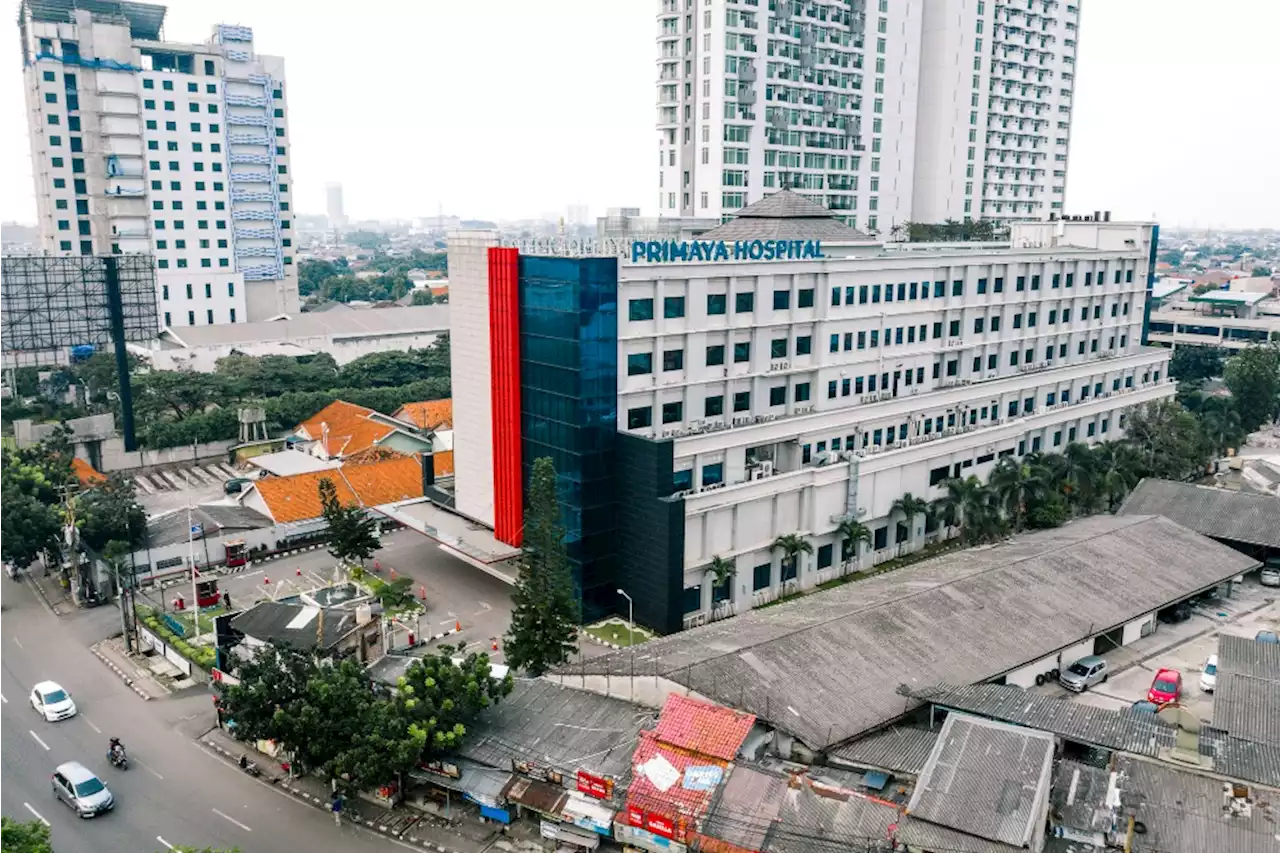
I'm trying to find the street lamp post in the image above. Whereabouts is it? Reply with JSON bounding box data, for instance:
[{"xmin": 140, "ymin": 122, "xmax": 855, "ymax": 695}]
[{"xmin": 616, "ymin": 589, "xmax": 634, "ymax": 648}]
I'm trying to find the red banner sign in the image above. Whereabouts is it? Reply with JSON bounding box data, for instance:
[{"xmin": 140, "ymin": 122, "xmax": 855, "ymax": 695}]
[
  {"xmin": 646, "ymin": 812, "xmax": 675, "ymax": 839},
  {"xmin": 627, "ymin": 805, "xmax": 645, "ymax": 828},
  {"xmin": 576, "ymin": 769, "xmax": 613, "ymax": 799}
]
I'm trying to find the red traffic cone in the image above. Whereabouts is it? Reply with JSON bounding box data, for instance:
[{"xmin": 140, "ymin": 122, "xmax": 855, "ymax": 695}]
[
  {"xmin": 389, "ymin": 568, "xmax": 397, "ymax": 580},
  {"xmin": 418, "ymin": 585, "xmax": 426, "ymax": 600},
  {"xmin": 296, "ymin": 566, "xmax": 302, "ymax": 576},
  {"xmin": 491, "ymin": 638, "xmax": 499, "ymax": 651},
  {"xmin": 264, "ymin": 576, "xmax": 270, "ymax": 585},
  {"xmin": 373, "ymin": 560, "xmax": 381, "ymax": 573},
  {"xmin": 454, "ymin": 620, "xmax": 461, "ymax": 633}
]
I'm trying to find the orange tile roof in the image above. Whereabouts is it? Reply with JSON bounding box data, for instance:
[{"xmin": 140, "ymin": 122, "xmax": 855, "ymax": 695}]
[
  {"xmin": 254, "ymin": 469, "xmax": 360, "ymax": 524},
  {"xmin": 432, "ymin": 449, "xmax": 454, "ymax": 477},
  {"xmin": 71, "ymin": 457, "xmax": 106, "ymax": 486},
  {"xmin": 340, "ymin": 454, "xmax": 425, "ymax": 508},
  {"xmin": 430, "ymin": 285, "xmax": 449, "ymax": 298},
  {"xmin": 252, "ymin": 454, "xmax": 425, "ymax": 524},
  {"xmin": 297, "ymin": 399, "xmax": 397, "ymax": 458},
  {"xmin": 394, "ymin": 399, "xmax": 453, "ymax": 431}
]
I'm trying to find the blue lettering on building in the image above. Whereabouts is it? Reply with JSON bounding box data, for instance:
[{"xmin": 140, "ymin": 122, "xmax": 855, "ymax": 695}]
[{"xmin": 631, "ymin": 239, "xmax": 824, "ymax": 264}]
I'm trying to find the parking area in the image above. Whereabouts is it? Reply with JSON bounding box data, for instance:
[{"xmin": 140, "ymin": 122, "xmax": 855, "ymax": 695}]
[
  {"xmin": 1032, "ymin": 576, "xmax": 1279, "ymax": 722},
  {"xmin": 133, "ymin": 461, "xmax": 254, "ymax": 515}
]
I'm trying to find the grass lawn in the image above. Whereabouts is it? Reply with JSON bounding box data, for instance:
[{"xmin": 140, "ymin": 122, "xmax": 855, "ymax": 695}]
[
  {"xmin": 584, "ymin": 620, "xmax": 654, "ymax": 647},
  {"xmin": 171, "ymin": 604, "xmax": 226, "ymax": 636}
]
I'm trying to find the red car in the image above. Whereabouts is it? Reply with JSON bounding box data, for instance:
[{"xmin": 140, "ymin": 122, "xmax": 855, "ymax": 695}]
[{"xmin": 1147, "ymin": 668, "xmax": 1182, "ymax": 705}]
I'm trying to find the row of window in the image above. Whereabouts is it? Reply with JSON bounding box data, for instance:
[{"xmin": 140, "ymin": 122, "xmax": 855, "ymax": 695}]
[
  {"xmin": 144, "ymin": 99, "xmax": 220, "ymax": 115},
  {"xmin": 142, "ymin": 78, "xmax": 218, "ymax": 93},
  {"xmin": 163, "ymin": 309, "xmax": 236, "ymax": 326},
  {"xmin": 162, "ymin": 282, "xmax": 235, "ymax": 300},
  {"xmin": 628, "ymin": 288, "xmax": 817, "ymax": 321},
  {"xmin": 627, "ymin": 380, "xmax": 815, "ymax": 429}
]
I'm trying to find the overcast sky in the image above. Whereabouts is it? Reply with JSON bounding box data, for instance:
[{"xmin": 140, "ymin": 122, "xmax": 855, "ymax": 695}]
[{"xmin": 2, "ymin": 0, "xmax": 1276, "ymax": 228}]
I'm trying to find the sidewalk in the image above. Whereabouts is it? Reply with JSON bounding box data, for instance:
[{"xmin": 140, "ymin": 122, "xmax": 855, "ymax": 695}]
[
  {"xmin": 90, "ymin": 636, "xmax": 170, "ymax": 701},
  {"xmin": 27, "ymin": 567, "xmax": 75, "ymax": 616},
  {"xmin": 199, "ymin": 725, "xmax": 541, "ymax": 853}
]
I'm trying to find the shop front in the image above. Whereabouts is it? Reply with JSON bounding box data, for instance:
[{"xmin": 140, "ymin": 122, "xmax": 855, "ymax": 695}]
[{"xmin": 411, "ymin": 758, "xmax": 514, "ymax": 824}]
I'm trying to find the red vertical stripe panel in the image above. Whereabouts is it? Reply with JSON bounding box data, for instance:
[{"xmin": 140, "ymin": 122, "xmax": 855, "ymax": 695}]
[{"xmin": 488, "ymin": 247, "xmax": 523, "ymax": 547}]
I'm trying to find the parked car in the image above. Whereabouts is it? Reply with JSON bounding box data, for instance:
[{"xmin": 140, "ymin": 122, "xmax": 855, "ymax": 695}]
[
  {"xmin": 223, "ymin": 477, "xmax": 253, "ymax": 495},
  {"xmin": 1130, "ymin": 700, "xmax": 1159, "ymax": 714},
  {"xmin": 30, "ymin": 681, "xmax": 77, "ymax": 722},
  {"xmin": 1059, "ymin": 656, "xmax": 1109, "ymax": 692},
  {"xmin": 1200, "ymin": 655, "xmax": 1218, "ymax": 692},
  {"xmin": 1256, "ymin": 631, "xmax": 1279, "ymax": 645},
  {"xmin": 1261, "ymin": 563, "xmax": 1280, "ymax": 588},
  {"xmin": 1158, "ymin": 603, "xmax": 1192, "ymax": 624},
  {"xmin": 51, "ymin": 761, "xmax": 114, "ymax": 818},
  {"xmin": 1148, "ymin": 668, "xmax": 1183, "ymax": 705}
]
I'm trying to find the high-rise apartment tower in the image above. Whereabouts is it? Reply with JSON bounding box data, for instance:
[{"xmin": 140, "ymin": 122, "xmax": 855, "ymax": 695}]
[{"xmin": 19, "ymin": 0, "xmax": 299, "ymax": 328}]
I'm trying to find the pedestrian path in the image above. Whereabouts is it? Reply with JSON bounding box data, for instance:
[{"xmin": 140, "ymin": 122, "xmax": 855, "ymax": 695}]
[
  {"xmin": 133, "ymin": 462, "xmax": 241, "ymax": 494},
  {"xmin": 199, "ymin": 726, "xmax": 519, "ymax": 853}
]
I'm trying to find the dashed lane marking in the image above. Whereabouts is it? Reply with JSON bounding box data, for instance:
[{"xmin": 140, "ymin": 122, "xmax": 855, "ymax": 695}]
[
  {"xmin": 83, "ymin": 716, "xmax": 102, "ymax": 733},
  {"xmin": 29, "ymin": 730, "xmax": 50, "ymax": 751},
  {"xmin": 212, "ymin": 808, "xmax": 252, "ymax": 832},
  {"xmin": 156, "ymin": 837, "xmax": 174, "ymax": 850},
  {"xmin": 24, "ymin": 803, "xmax": 49, "ymax": 826}
]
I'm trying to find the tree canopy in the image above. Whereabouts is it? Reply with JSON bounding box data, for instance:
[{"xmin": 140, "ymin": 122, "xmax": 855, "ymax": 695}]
[
  {"xmin": 318, "ymin": 477, "xmax": 381, "ymax": 564},
  {"xmin": 504, "ymin": 457, "xmax": 580, "ymax": 676},
  {"xmin": 1223, "ymin": 344, "xmax": 1280, "ymax": 431},
  {"xmin": 0, "ymin": 818, "xmax": 52, "ymax": 853},
  {"xmin": 74, "ymin": 473, "xmax": 147, "ymax": 553}
]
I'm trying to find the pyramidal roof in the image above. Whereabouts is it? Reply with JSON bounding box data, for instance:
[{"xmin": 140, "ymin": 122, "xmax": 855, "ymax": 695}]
[{"xmin": 699, "ymin": 190, "xmax": 874, "ymax": 242}]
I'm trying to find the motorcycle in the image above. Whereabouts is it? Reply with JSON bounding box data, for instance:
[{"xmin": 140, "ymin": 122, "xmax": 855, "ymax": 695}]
[{"xmin": 107, "ymin": 745, "xmax": 129, "ymax": 770}]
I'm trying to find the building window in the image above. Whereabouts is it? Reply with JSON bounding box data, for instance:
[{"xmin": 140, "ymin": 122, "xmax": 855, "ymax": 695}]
[
  {"xmin": 770, "ymin": 338, "xmax": 788, "ymax": 359},
  {"xmin": 705, "ymin": 395, "xmax": 724, "ymax": 417},
  {"xmin": 627, "ymin": 406, "xmax": 652, "ymax": 429},
  {"xmin": 628, "ymin": 298, "xmax": 654, "ymax": 321},
  {"xmin": 796, "ymin": 335, "xmax": 811, "ymax": 356},
  {"xmin": 795, "ymin": 383, "xmax": 810, "ymax": 402},
  {"xmin": 753, "ymin": 563, "xmax": 771, "ymax": 591},
  {"xmin": 702, "ymin": 462, "xmax": 723, "ymax": 486},
  {"xmin": 705, "ymin": 344, "xmax": 725, "ymax": 366},
  {"xmin": 769, "ymin": 386, "xmax": 786, "ymax": 406},
  {"xmin": 662, "ymin": 402, "xmax": 683, "ymax": 424},
  {"xmin": 798, "ymin": 288, "xmax": 815, "ymax": 308},
  {"xmin": 663, "ymin": 295, "xmax": 685, "ymax": 318},
  {"xmin": 663, "ymin": 349, "xmax": 684, "ymax": 371},
  {"xmin": 735, "ymin": 292, "xmax": 754, "ymax": 313},
  {"xmin": 733, "ymin": 391, "xmax": 751, "ymax": 412},
  {"xmin": 627, "ymin": 352, "xmax": 652, "ymax": 377},
  {"xmin": 706, "ymin": 293, "xmax": 726, "ymax": 315},
  {"xmin": 733, "ymin": 342, "xmax": 751, "ymax": 363},
  {"xmin": 772, "ymin": 290, "xmax": 790, "ymax": 310}
]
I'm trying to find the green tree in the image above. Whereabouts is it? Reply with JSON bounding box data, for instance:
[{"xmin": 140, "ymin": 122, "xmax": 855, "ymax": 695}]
[
  {"xmin": 1223, "ymin": 344, "xmax": 1280, "ymax": 431},
  {"xmin": 0, "ymin": 490, "xmax": 63, "ymax": 569},
  {"xmin": 1251, "ymin": 266, "xmax": 1272, "ymax": 278},
  {"xmin": 0, "ymin": 817, "xmax": 53, "ymax": 853},
  {"xmin": 1168, "ymin": 346, "xmax": 1225, "ymax": 382},
  {"xmin": 935, "ymin": 475, "xmax": 987, "ymax": 535},
  {"xmin": 986, "ymin": 457, "xmax": 1040, "ymax": 530},
  {"xmin": 75, "ymin": 473, "xmax": 146, "ymax": 552},
  {"xmin": 1158, "ymin": 250, "xmax": 1184, "ymax": 266},
  {"xmin": 834, "ymin": 517, "xmax": 872, "ymax": 571},
  {"xmin": 411, "ymin": 289, "xmax": 435, "ymax": 306},
  {"xmin": 214, "ymin": 353, "xmax": 339, "ymax": 395},
  {"xmin": 707, "ymin": 555, "xmax": 735, "ymax": 604},
  {"xmin": 1092, "ymin": 441, "xmax": 1144, "ymax": 511},
  {"xmin": 132, "ymin": 369, "xmax": 233, "ymax": 422},
  {"xmin": 338, "ymin": 349, "xmax": 444, "ymax": 388},
  {"xmin": 372, "ymin": 576, "xmax": 414, "ymax": 609},
  {"xmin": 1197, "ymin": 396, "xmax": 1246, "ymax": 456},
  {"xmin": 890, "ymin": 492, "xmax": 930, "ymax": 545},
  {"xmin": 318, "ymin": 477, "xmax": 381, "ymax": 564},
  {"xmin": 392, "ymin": 647, "xmax": 513, "ymax": 761},
  {"xmin": 771, "ymin": 533, "xmax": 813, "ymax": 583},
  {"xmin": 504, "ymin": 457, "xmax": 580, "ymax": 676},
  {"xmin": 1124, "ymin": 398, "xmax": 1211, "ymax": 480},
  {"xmin": 1061, "ymin": 442, "xmax": 1103, "ymax": 513}
]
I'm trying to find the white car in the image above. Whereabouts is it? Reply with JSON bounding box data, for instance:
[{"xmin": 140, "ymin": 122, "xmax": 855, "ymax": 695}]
[
  {"xmin": 30, "ymin": 681, "xmax": 77, "ymax": 722},
  {"xmin": 1199, "ymin": 655, "xmax": 1218, "ymax": 692},
  {"xmin": 1260, "ymin": 566, "xmax": 1280, "ymax": 588}
]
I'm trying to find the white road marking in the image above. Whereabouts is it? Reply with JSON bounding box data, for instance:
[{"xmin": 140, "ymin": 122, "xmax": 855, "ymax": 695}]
[
  {"xmin": 83, "ymin": 716, "xmax": 102, "ymax": 734},
  {"xmin": 212, "ymin": 808, "xmax": 252, "ymax": 832},
  {"xmin": 135, "ymin": 758, "xmax": 164, "ymax": 780},
  {"xmin": 29, "ymin": 730, "xmax": 50, "ymax": 751},
  {"xmin": 13, "ymin": 637, "xmax": 24, "ymax": 649},
  {"xmin": 1, "ymin": 693, "xmax": 7, "ymax": 703},
  {"xmin": 156, "ymin": 837, "xmax": 174, "ymax": 850},
  {"xmin": 472, "ymin": 601, "xmax": 493, "ymax": 617},
  {"xmin": 23, "ymin": 803, "xmax": 50, "ymax": 826}
]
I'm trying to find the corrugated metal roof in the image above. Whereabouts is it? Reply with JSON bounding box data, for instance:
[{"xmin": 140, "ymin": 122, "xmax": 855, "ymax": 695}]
[
  {"xmin": 699, "ymin": 764, "xmax": 788, "ymax": 852},
  {"xmin": 1118, "ymin": 478, "xmax": 1280, "ymax": 548},
  {"xmin": 1217, "ymin": 633, "xmax": 1280, "ymax": 680},
  {"xmin": 827, "ymin": 727, "xmax": 939, "ymax": 775},
  {"xmin": 653, "ymin": 694, "xmax": 756, "ymax": 761},
  {"xmin": 1049, "ymin": 760, "xmax": 1114, "ymax": 836},
  {"xmin": 906, "ymin": 714, "xmax": 1054, "ymax": 849},
  {"xmin": 456, "ymin": 679, "xmax": 653, "ymax": 782},
  {"xmin": 933, "ymin": 684, "xmax": 1173, "ymax": 757},
  {"xmin": 567, "ymin": 516, "xmax": 1256, "ymax": 750},
  {"xmin": 766, "ymin": 782, "xmax": 900, "ymax": 853},
  {"xmin": 1116, "ymin": 755, "xmax": 1280, "ymax": 853},
  {"xmin": 894, "ymin": 816, "xmax": 1029, "ymax": 853},
  {"xmin": 1213, "ymin": 674, "xmax": 1280, "ymax": 746}
]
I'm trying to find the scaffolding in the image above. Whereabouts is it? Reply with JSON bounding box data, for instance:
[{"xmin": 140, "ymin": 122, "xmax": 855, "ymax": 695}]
[{"xmin": 1, "ymin": 252, "xmax": 157, "ymax": 449}]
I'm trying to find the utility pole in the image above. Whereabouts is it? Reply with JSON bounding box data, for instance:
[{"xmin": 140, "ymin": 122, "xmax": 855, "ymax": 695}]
[{"xmin": 188, "ymin": 505, "xmax": 201, "ymax": 643}]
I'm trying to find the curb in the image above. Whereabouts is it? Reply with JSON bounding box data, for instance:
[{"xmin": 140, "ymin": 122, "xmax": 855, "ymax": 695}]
[
  {"xmin": 249, "ymin": 543, "xmax": 326, "ymax": 566},
  {"xmin": 89, "ymin": 643, "xmax": 153, "ymax": 701},
  {"xmin": 27, "ymin": 574, "xmax": 65, "ymax": 617},
  {"xmin": 200, "ymin": 738, "xmax": 472, "ymax": 853}
]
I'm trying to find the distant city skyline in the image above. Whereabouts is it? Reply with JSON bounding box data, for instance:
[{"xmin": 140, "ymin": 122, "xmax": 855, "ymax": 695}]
[{"xmin": 1, "ymin": 0, "xmax": 1276, "ymax": 229}]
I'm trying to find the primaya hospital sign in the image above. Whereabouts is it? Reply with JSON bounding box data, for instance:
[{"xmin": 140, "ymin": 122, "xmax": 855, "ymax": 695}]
[{"xmin": 630, "ymin": 239, "xmax": 824, "ymax": 264}]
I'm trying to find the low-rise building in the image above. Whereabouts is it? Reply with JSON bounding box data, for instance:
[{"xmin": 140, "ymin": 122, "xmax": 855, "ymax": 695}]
[{"xmin": 293, "ymin": 400, "xmax": 432, "ymax": 462}]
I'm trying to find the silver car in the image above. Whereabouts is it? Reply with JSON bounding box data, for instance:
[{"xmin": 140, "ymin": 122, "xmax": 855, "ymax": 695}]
[
  {"xmin": 1059, "ymin": 655, "xmax": 1109, "ymax": 692},
  {"xmin": 52, "ymin": 761, "xmax": 114, "ymax": 818}
]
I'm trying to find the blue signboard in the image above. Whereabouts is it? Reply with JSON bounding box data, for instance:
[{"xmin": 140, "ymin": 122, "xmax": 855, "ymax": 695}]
[{"xmin": 630, "ymin": 239, "xmax": 824, "ymax": 264}]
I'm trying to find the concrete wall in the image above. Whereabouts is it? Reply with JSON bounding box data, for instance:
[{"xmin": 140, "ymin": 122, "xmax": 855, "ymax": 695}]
[
  {"xmin": 1059, "ymin": 638, "xmax": 1096, "ymax": 670},
  {"xmin": 1122, "ymin": 613, "xmax": 1156, "ymax": 646},
  {"xmin": 1006, "ymin": 654, "xmax": 1062, "ymax": 689},
  {"xmin": 99, "ymin": 438, "xmax": 236, "ymax": 473}
]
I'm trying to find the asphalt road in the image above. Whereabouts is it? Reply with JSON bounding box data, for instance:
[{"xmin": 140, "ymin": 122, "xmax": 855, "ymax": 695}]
[
  {"xmin": 0, "ymin": 575, "xmax": 425, "ymax": 853},
  {"xmin": 139, "ymin": 527, "xmax": 517, "ymax": 661}
]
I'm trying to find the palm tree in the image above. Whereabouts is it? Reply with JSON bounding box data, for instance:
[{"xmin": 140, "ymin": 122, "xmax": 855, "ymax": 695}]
[
  {"xmin": 986, "ymin": 458, "xmax": 1039, "ymax": 530},
  {"xmin": 1198, "ymin": 397, "xmax": 1244, "ymax": 457},
  {"xmin": 968, "ymin": 488, "xmax": 1012, "ymax": 542},
  {"xmin": 1062, "ymin": 442, "xmax": 1100, "ymax": 513},
  {"xmin": 771, "ymin": 533, "xmax": 813, "ymax": 587},
  {"xmin": 890, "ymin": 492, "xmax": 930, "ymax": 549},
  {"xmin": 706, "ymin": 555, "xmax": 735, "ymax": 609},
  {"xmin": 1093, "ymin": 441, "xmax": 1144, "ymax": 511},
  {"xmin": 936, "ymin": 475, "xmax": 987, "ymax": 535},
  {"xmin": 834, "ymin": 517, "xmax": 873, "ymax": 574}
]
